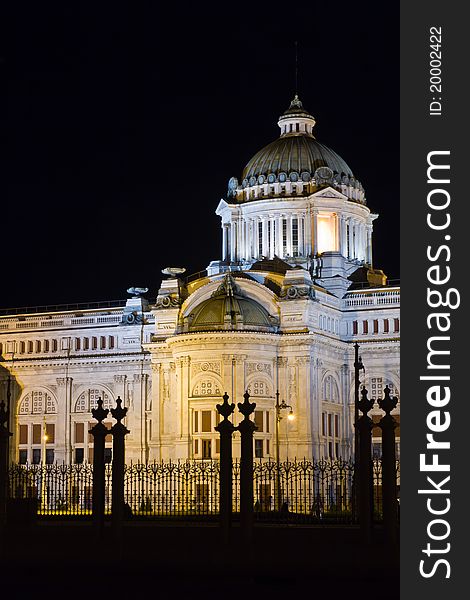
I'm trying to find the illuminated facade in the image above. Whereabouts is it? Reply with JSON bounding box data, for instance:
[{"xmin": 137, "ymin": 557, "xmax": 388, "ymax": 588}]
[{"xmin": 0, "ymin": 96, "xmax": 399, "ymax": 464}]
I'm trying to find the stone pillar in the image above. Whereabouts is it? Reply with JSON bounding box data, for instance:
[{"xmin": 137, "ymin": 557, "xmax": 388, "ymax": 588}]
[
  {"xmin": 312, "ymin": 358, "xmax": 323, "ymax": 458},
  {"xmin": 150, "ymin": 363, "xmax": 162, "ymax": 460},
  {"xmin": 340, "ymin": 217, "xmax": 347, "ymax": 257},
  {"xmin": 366, "ymin": 226, "xmax": 373, "ymax": 265},
  {"xmin": 357, "ymin": 387, "xmax": 374, "ymax": 542},
  {"xmin": 215, "ymin": 393, "xmax": 236, "ymax": 546},
  {"xmin": 348, "ymin": 219, "xmax": 355, "ymax": 259},
  {"xmin": 275, "ymin": 215, "xmax": 282, "ymax": 256},
  {"xmin": 298, "ymin": 215, "xmax": 305, "ymax": 256},
  {"xmin": 269, "ymin": 217, "xmax": 275, "ymax": 258},
  {"xmin": 230, "ymin": 221, "xmax": 236, "ymax": 262},
  {"xmin": 262, "ymin": 217, "xmax": 268, "ymax": 257},
  {"xmin": 89, "ymin": 399, "xmax": 108, "ymax": 538},
  {"xmin": 222, "ymin": 225, "xmax": 228, "ymax": 261},
  {"xmin": 312, "ymin": 210, "xmax": 318, "ymax": 255},
  {"xmin": 237, "ymin": 391, "xmax": 257, "ymax": 547},
  {"xmin": 295, "ymin": 357, "xmax": 311, "ymax": 456},
  {"xmin": 110, "ymin": 397, "xmax": 130, "ymax": 543},
  {"xmin": 287, "ymin": 214, "xmax": 293, "ymax": 257},
  {"xmin": 379, "ymin": 386, "xmax": 399, "ymax": 545}
]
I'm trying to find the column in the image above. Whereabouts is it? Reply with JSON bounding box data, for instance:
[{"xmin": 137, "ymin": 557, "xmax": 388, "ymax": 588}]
[
  {"xmin": 344, "ymin": 217, "xmax": 348, "ymax": 257},
  {"xmin": 305, "ymin": 208, "xmax": 312, "ymax": 256},
  {"xmin": 222, "ymin": 225, "xmax": 228, "ymax": 261},
  {"xmin": 262, "ymin": 218, "xmax": 268, "ymax": 257},
  {"xmin": 366, "ymin": 226, "xmax": 373, "ymax": 265},
  {"xmin": 312, "ymin": 210, "xmax": 318, "ymax": 255},
  {"xmin": 150, "ymin": 363, "xmax": 162, "ymax": 460},
  {"xmin": 312, "ymin": 359, "xmax": 322, "ymax": 458},
  {"xmin": 275, "ymin": 214, "xmax": 282, "ymax": 256},
  {"xmin": 287, "ymin": 214, "xmax": 293, "ymax": 257},
  {"xmin": 230, "ymin": 221, "xmax": 236, "ymax": 262},
  {"xmin": 296, "ymin": 356, "xmax": 311, "ymax": 457},
  {"xmin": 269, "ymin": 217, "xmax": 275, "ymax": 258},
  {"xmin": 348, "ymin": 219, "xmax": 355, "ymax": 259}
]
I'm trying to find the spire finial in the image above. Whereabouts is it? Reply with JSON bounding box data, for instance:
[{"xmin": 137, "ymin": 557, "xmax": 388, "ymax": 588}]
[{"xmin": 295, "ymin": 40, "xmax": 299, "ymax": 96}]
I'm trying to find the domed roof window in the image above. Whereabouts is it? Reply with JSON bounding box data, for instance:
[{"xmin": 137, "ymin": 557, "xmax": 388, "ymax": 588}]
[{"xmin": 185, "ymin": 275, "xmax": 278, "ymax": 333}]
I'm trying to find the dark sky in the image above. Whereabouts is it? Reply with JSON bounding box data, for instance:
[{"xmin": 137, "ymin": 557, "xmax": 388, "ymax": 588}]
[{"xmin": 4, "ymin": 1, "xmax": 399, "ymax": 310}]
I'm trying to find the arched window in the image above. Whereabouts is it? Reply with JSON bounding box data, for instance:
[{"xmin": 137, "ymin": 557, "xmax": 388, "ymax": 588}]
[
  {"xmin": 322, "ymin": 375, "xmax": 339, "ymax": 403},
  {"xmin": 75, "ymin": 388, "xmax": 113, "ymax": 413},
  {"xmin": 192, "ymin": 379, "xmax": 221, "ymax": 397},
  {"xmin": 247, "ymin": 380, "xmax": 270, "ymax": 397},
  {"xmin": 19, "ymin": 390, "xmax": 57, "ymax": 415}
]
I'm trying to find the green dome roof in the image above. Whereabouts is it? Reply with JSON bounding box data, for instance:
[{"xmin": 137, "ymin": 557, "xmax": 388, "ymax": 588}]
[
  {"xmin": 242, "ymin": 135, "xmax": 354, "ymax": 181},
  {"xmin": 187, "ymin": 275, "xmax": 277, "ymax": 333}
]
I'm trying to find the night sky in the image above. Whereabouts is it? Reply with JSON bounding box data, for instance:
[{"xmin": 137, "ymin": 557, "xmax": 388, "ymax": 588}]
[{"xmin": 4, "ymin": 1, "xmax": 399, "ymax": 310}]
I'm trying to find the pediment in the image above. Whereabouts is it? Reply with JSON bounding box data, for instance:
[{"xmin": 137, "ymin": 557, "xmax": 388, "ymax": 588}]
[{"xmin": 311, "ymin": 187, "xmax": 348, "ymax": 200}]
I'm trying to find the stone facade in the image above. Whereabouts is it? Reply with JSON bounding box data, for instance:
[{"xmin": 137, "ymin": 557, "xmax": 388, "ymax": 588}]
[{"xmin": 0, "ymin": 96, "xmax": 399, "ymax": 464}]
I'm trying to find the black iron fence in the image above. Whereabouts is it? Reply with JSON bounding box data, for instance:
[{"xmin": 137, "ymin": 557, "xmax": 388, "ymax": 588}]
[{"xmin": 7, "ymin": 458, "xmax": 399, "ymax": 523}]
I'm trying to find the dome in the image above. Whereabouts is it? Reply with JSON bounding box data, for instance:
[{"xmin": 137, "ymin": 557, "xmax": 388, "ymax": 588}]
[
  {"xmin": 227, "ymin": 96, "xmax": 364, "ymax": 204},
  {"xmin": 242, "ymin": 135, "xmax": 354, "ymax": 182},
  {"xmin": 186, "ymin": 275, "xmax": 277, "ymax": 333}
]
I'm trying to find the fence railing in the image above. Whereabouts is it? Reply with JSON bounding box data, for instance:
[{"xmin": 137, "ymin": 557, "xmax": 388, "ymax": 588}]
[{"xmin": 7, "ymin": 458, "xmax": 398, "ymax": 523}]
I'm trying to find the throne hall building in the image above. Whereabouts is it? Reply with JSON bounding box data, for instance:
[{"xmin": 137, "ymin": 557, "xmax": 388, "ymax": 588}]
[{"xmin": 0, "ymin": 96, "xmax": 400, "ymax": 465}]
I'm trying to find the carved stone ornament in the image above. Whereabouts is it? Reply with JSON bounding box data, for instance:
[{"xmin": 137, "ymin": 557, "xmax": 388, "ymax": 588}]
[
  {"xmin": 156, "ymin": 295, "xmax": 181, "ymax": 309},
  {"xmin": 280, "ymin": 285, "xmax": 315, "ymax": 300}
]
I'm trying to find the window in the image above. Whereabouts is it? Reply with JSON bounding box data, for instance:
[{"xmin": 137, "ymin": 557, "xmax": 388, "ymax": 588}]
[
  {"xmin": 201, "ymin": 411, "xmax": 211, "ymax": 433},
  {"xmin": 108, "ymin": 336, "xmax": 115, "ymax": 349},
  {"xmin": 383, "ymin": 319, "xmax": 389, "ymax": 333},
  {"xmin": 104, "ymin": 448, "xmax": 112, "ymax": 463},
  {"xmin": 353, "ymin": 320, "xmax": 358, "ymax": 335},
  {"xmin": 45, "ymin": 449, "xmax": 54, "ymax": 464},
  {"xmin": 44, "ymin": 339, "xmax": 50, "ymax": 352},
  {"xmin": 362, "ymin": 320, "xmax": 368, "ymax": 334},
  {"xmin": 75, "ymin": 422, "xmax": 84, "ymax": 444},
  {"xmin": 194, "ymin": 439, "xmax": 199, "ymax": 455},
  {"xmin": 32, "ymin": 424, "xmax": 41, "ymax": 444},
  {"xmin": 258, "ymin": 221, "xmax": 263, "ymax": 256},
  {"xmin": 254, "ymin": 411, "xmax": 263, "ymax": 432},
  {"xmin": 255, "ymin": 439, "xmax": 263, "ymax": 458},
  {"xmin": 202, "ymin": 439, "xmax": 211, "ymax": 459},
  {"xmin": 194, "ymin": 412, "xmax": 199, "ymax": 433},
  {"xmin": 45, "ymin": 423, "xmax": 55, "ymax": 444},
  {"xmin": 32, "ymin": 449, "xmax": 41, "ymax": 464},
  {"xmin": 83, "ymin": 338, "xmax": 89, "ymax": 351},
  {"xmin": 52, "ymin": 339, "xmax": 58, "ymax": 352},
  {"xmin": 75, "ymin": 338, "xmax": 81, "ymax": 351},
  {"xmin": 192, "ymin": 379, "xmax": 221, "ymax": 397},
  {"xmin": 373, "ymin": 319, "xmax": 379, "ymax": 334},
  {"xmin": 248, "ymin": 381, "xmax": 269, "ymax": 396},
  {"xmin": 19, "ymin": 425, "xmax": 28, "ymax": 445},
  {"xmin": 282, "ymin": 218, "xmax": 287, "ymax": 254},
  {"xmin": 92, "ymin": 337, "xmax": 98, "ymax": 350},
  {"xmin": 19, "ymin": 450, "xmax": 27, "ymax": 464},
  {"xmin": 394, "ymin": 318, "xmax": 400, "ymax": 332},
  {"xmin": 100, "ymin": 336, "xmax": 106, "ymax": 350},
  {"xmin": 334, "ymin": 414, "xmax": 339, "ymax": 437},
  {"xmin": 75, "ymin": 448, "xmax": 84, "ymax": 464}
]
